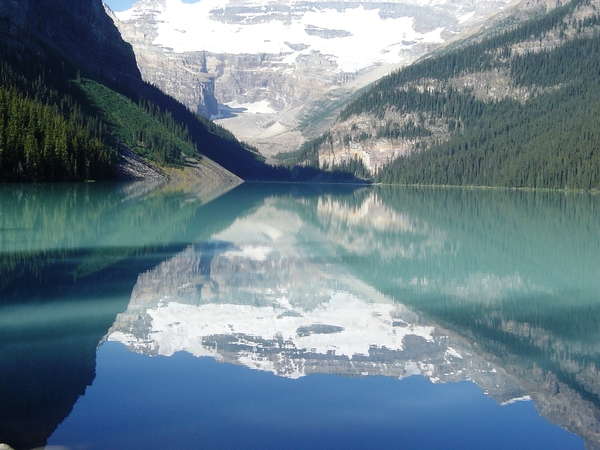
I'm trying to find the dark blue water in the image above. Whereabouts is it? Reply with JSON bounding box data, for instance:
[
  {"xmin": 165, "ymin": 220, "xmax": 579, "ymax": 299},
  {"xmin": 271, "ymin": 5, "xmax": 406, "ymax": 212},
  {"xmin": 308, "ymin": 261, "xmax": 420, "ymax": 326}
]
[{"xmin": 49, "ymin": 342, "xmax": 581, "ymax": 450}]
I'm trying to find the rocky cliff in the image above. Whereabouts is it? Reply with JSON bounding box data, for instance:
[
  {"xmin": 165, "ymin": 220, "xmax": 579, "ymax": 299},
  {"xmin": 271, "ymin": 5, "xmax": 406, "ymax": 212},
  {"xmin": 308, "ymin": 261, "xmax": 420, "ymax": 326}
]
[{"xmin": 105, "ymin": 5, "xmax": 219, "ymax": 116}]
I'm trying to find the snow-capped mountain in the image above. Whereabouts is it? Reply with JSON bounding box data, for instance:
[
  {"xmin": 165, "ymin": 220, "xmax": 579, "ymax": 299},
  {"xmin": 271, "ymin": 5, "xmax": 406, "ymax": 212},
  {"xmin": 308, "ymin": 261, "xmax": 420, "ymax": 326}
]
[{"xmin": 107, "ymin": 0, "xmax": 531, "ymax": 155}]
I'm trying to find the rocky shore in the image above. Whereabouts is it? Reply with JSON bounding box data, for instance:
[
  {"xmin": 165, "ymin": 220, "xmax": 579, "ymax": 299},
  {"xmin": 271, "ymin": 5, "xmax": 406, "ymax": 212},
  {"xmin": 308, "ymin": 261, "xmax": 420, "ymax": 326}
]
[{"xmin": 116, "ymin": 145, "xmax": 243, "ymax": 185}]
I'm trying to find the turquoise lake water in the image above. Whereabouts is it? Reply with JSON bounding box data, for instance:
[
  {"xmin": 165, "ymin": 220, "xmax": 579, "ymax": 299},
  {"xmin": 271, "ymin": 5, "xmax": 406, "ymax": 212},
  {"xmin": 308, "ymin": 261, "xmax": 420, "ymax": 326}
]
[{"xmin": 1, "ymin": 182, "xmax": 598, "ymax": 449}]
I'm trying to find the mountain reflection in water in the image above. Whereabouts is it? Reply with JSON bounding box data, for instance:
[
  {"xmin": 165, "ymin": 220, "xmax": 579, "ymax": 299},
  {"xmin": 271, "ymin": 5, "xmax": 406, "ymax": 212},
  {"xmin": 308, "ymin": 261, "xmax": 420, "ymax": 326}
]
[
  {"xmin": 1, "ymin": 183, "xmax": 599, "ymax": 449},
  {"xmin": 106, "ymin": 186, "xmax": 599, "ymax": 448},
  {"xmin": 107, "ymin": 215, "xmax": 520, "ymax": 399}
]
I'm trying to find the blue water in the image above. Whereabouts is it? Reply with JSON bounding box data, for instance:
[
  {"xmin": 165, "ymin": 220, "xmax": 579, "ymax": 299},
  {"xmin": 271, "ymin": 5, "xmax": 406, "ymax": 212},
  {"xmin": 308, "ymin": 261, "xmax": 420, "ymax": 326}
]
[{"xmin": 48, "ymin": 342, "xmax": 582, "ymax": 450}]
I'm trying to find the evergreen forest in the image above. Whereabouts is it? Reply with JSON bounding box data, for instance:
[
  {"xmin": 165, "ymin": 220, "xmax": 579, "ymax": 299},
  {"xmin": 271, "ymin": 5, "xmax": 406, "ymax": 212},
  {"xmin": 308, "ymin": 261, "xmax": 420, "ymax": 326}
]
[
  {"xmin": 0, "ymin": 27, "xmax": 272, "ymax": 182},
  {"xmin": 289, "ymin": 0, "xmax": 600, "ymax": 190},
  {"xmin": 0, "ymin": 61, "xmax": 116, "ymax": 181}
]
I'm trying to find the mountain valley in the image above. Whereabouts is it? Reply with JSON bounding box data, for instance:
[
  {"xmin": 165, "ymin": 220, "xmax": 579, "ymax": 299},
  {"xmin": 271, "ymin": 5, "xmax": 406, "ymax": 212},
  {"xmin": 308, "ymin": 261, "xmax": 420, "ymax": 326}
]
[
  {"xmin": 108, "ymin": 0, "xmax": 555, "ymax": 155},
  {"xmin": 2, "ymin": 0, "xmax": 599, "ymax": 187}
]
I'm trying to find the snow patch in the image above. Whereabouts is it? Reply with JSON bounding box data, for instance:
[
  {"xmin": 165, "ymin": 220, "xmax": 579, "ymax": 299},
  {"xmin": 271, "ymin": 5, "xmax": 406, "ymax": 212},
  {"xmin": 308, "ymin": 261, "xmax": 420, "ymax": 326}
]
[
  {"xmin": 222, "ymin": 245, "xmax": 273, "ymax": 261},
  {"xmin": 445, "ymin": 346, "xmax": 463, "ymax": 359},
  {"xmin": 224, "ymin": 100, "xmax": 276, "ymax": 115},
  {"xmin": 458, "ymin": 11, "xmax": 475, "ymax": 23},
  {"xmin": 108, "ymin": 290, "xmax": 437, "ymax": 375},
  {"xmin": 501, "ymin": 395, "xmax": 532, "ymax": 406}
]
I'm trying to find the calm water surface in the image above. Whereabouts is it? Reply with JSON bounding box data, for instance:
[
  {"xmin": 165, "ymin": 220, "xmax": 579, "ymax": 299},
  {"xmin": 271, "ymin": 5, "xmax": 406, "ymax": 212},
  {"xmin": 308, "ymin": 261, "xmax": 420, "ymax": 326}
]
[{"xmin": 1, "ymin": 182, "xmax": 599, "ymax": 449}]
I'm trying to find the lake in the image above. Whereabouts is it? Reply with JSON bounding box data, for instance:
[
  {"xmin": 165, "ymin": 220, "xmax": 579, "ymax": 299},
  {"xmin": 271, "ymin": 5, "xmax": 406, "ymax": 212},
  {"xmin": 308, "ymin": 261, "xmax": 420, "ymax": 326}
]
[{"xmin": 1, "ymin": 181, "xmax": 599, "ymax": 449}]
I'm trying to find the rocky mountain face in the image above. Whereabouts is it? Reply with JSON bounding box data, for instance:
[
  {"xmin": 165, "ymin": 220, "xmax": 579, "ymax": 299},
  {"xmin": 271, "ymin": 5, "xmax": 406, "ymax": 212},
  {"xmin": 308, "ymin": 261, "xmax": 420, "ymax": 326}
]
[
  {"xmin": 108, "ymin": 0, "xmax": 534, "ymax": 155},
  {"xmin": 104, "ymin": 5, "xmax": 219, "ymax": 117},
  {"xmin": 295, "ymin": 0, "xmax": 600, "ymax": 177},
  {"xmin": 0, "ymin": 0, "xmax": 141, "ymax": 91}
]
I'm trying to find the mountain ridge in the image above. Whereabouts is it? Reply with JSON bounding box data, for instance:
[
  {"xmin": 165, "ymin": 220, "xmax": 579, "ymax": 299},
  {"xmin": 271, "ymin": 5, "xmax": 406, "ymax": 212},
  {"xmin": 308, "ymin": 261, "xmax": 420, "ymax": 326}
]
[
  {"xmin": 286, "ymin": 0, "xmax": 600, "ymax": 189},
  {"xmin": 110, "ymin": 0, "xmax": 541, "ymax": 156}
]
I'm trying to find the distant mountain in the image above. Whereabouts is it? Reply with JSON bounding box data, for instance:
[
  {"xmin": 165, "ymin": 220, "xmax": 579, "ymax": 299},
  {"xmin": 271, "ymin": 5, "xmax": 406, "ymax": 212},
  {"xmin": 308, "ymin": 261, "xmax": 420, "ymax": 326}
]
[
  {"xmin": 0, "ymin": 0, "xmax": 275, "ymax": 182},
  {"xmin": 287, "ymin": 0, "xmax": 600, "ymax": 190},
  {"xmin": 107, "ymin": 190, "xmax": 526, "ymax": 400},
  {"xmin": 109, "ymin": 0, "xmax": 547, "ymax": 156}
]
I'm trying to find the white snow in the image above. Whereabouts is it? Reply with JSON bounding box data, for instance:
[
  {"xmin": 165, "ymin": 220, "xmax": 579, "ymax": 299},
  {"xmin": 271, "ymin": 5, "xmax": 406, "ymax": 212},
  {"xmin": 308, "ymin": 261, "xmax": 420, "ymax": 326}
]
[
  {"xmin": 116, "ymin": 0, "xmax": 446, "ymax": 73},
  {"xmin": 114, "ymin": 291, "xmax": 435, "ymax": 360},
  {"xmin": 107, "ymin": 288, "xmax": 438, "ymax": 379},
  {"xmin": 458, "ymin": 11, "xmax": 475, "ymax": 23},
  {"xmin": 501, "ymin": 395, "xmax": 532, "ymax": 405},
  {"xmin": 222, "ymin": 245, "xmax": 273, "ymax": 261},
  {"xmin": 445, "ymin": 346, "xmax": 463, "ymax": 359},
  {"xmin": 223, "ymin": 100, "xmax": 276, "ymax": 115}
]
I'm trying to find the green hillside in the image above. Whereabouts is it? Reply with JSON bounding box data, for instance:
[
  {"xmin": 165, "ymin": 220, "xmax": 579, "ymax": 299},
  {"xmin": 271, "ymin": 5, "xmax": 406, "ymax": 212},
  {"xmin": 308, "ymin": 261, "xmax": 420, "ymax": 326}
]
[
  {"xmin": 290, "ymin": 0, "xmax": 600, "ymax": 190},
  {"xmin": 0, "ymin": 60, "xmax": 116, "ymax": 182},
  {"xmin": 76, "ymin": 77, "xmax": 196, "ymax": 167},
  {"xmin": 0, "ymin": 5, "xmax": 279, "ymax": 182}
]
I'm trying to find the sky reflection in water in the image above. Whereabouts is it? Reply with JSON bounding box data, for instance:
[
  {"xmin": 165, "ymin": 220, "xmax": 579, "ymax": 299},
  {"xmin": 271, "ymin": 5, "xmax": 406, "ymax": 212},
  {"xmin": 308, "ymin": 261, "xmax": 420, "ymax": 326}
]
[{"xmin": 50, "ymin": 342, "xmax": 581, "ymax": 450}]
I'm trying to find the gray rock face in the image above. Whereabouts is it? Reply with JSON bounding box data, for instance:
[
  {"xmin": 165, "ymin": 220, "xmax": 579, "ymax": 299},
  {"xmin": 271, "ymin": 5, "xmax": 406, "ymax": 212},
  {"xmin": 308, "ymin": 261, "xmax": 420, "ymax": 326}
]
[
  {"xmin": 108, "ymin": 0, "xmax": 526, "ymax": 155},
  {"xmin": 106, "ymin": 6, "xmax": 219, "ymax": 117}
]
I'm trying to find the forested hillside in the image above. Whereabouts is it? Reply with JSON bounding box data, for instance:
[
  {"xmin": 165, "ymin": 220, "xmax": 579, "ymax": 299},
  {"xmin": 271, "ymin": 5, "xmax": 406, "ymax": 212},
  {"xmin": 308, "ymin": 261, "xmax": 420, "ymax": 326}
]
[
  {"xmin": 0, "ymin": 63, "xmax": 115, "ymax": 181},
  {"xmin": 288, "ymin": 0, "xmax": 600, "ymax": 189},
  {"xmin": 0, "ymin": 0, "xmax": 276, "ymax": 182}
]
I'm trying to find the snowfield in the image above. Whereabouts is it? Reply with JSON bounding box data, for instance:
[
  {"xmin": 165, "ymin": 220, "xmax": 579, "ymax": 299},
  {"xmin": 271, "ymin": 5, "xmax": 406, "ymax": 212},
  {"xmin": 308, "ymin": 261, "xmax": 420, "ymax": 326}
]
[{"xmin": 117, "ymin": 0, "xmax": 450, "ymax": 73}]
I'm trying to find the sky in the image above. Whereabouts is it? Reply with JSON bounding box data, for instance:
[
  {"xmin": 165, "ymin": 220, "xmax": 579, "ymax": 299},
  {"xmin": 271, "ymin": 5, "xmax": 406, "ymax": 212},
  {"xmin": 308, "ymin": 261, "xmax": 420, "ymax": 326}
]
[
  {"xmin": 104, "ymin": 0, "xmax": 199, "ymax": 12},
  {"xmin": 103, "ymin": 0, "xmax": 136, "ymax": 12}
]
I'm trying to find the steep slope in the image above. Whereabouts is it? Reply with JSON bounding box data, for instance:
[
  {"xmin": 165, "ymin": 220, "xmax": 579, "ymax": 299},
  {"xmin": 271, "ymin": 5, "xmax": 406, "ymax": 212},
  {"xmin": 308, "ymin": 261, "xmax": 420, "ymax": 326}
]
[
  {"xmin": 289, "ymin": 0, "xmax": 600, "ymax": 189},
  {"xmin": 109, "ymin": 0, "xmax": 546, "ymax": 155},
  {"xmin": 0, "ymin": 0, "xmax": 141, "ymax": 90},
  {"xmin": 0, "ymin": 0, "xmax": 269, "ymax": 181}
]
